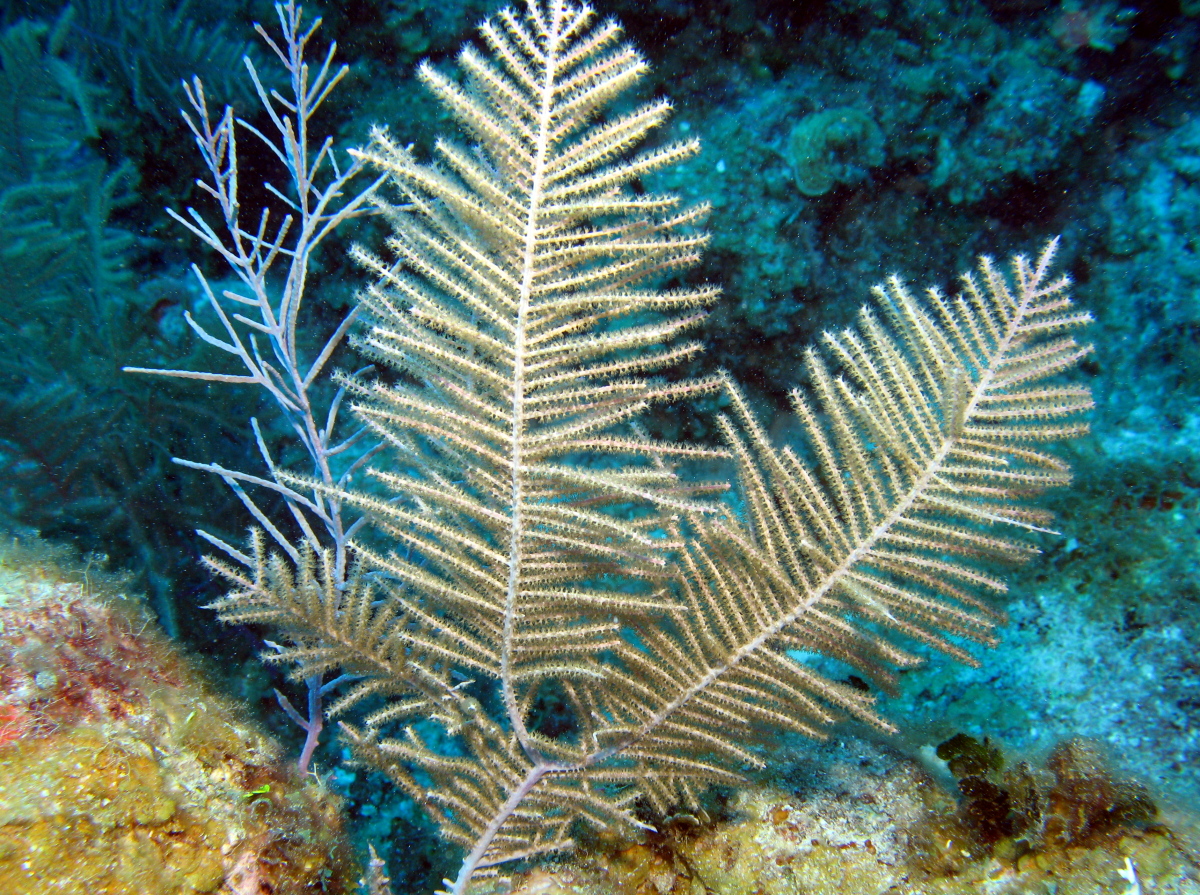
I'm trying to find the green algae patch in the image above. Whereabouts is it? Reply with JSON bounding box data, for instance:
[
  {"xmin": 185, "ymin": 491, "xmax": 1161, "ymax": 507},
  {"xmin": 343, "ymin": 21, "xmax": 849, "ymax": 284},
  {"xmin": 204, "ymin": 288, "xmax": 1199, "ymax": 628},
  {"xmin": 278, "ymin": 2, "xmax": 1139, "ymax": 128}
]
[{"xmin": 787, "ymin": 107, "xmax": 885, "ymax": 197}]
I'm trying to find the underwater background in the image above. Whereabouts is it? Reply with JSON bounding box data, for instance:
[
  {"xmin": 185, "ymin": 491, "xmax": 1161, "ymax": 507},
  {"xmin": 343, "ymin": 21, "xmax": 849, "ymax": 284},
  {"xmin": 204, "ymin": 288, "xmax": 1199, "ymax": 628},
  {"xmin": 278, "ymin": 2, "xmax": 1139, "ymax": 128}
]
[{"xmin": 0, "ymin": 0, "xmax": 1197, "ymax": 892}]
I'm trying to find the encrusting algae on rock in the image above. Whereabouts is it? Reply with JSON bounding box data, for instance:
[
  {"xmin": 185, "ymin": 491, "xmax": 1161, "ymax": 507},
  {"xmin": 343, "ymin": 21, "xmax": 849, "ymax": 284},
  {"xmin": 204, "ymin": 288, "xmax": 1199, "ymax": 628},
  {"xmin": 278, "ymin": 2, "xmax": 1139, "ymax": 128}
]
[
  {"xmin": 0, "ymin": 534, "xmax": 358, "ymax": 894},
  {"xmin": 488, "ymin": 736, "xmax": 1200, "ymax": 895}
]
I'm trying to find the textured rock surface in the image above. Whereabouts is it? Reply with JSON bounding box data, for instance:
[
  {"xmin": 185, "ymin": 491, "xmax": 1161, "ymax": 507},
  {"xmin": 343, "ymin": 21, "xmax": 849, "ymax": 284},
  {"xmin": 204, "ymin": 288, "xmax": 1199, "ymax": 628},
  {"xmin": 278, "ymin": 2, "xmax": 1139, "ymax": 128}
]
[
  {"xmin": 0, "ymin": 536, "xmax": 358, "ymax": 895},
  {"xmin": 489, "ymin": 740, "xmax": 1200, "ymax": 895}
]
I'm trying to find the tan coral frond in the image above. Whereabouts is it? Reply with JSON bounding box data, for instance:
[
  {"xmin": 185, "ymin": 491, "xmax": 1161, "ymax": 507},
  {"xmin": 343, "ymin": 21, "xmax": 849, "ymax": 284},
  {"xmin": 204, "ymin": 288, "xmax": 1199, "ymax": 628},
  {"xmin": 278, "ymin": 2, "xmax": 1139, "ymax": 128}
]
[{"xmin": 610, "ymin": 240, "xmax": 1090, "ymax": 782}]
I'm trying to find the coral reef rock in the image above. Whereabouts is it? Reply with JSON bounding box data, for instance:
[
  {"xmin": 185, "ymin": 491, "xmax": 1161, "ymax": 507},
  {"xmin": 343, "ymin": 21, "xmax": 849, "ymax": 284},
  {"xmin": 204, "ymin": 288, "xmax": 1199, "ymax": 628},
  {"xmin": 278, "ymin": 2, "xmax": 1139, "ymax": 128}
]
[
  {"xmin": 491, "ymin": 740, "xmax": 1200, "ymax": 895},
  {"xmin": 0, "ymin": 536, "xmax": 358, "ymax": 895}
]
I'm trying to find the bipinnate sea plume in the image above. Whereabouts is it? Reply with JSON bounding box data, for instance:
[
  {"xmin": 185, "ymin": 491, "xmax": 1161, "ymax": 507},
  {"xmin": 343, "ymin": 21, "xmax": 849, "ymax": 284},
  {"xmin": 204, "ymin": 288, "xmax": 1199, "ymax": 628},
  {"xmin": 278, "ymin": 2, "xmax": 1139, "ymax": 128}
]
[{"xmin": 136, "ymin": 2, "xmax": 1094, "ymax": 894}]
